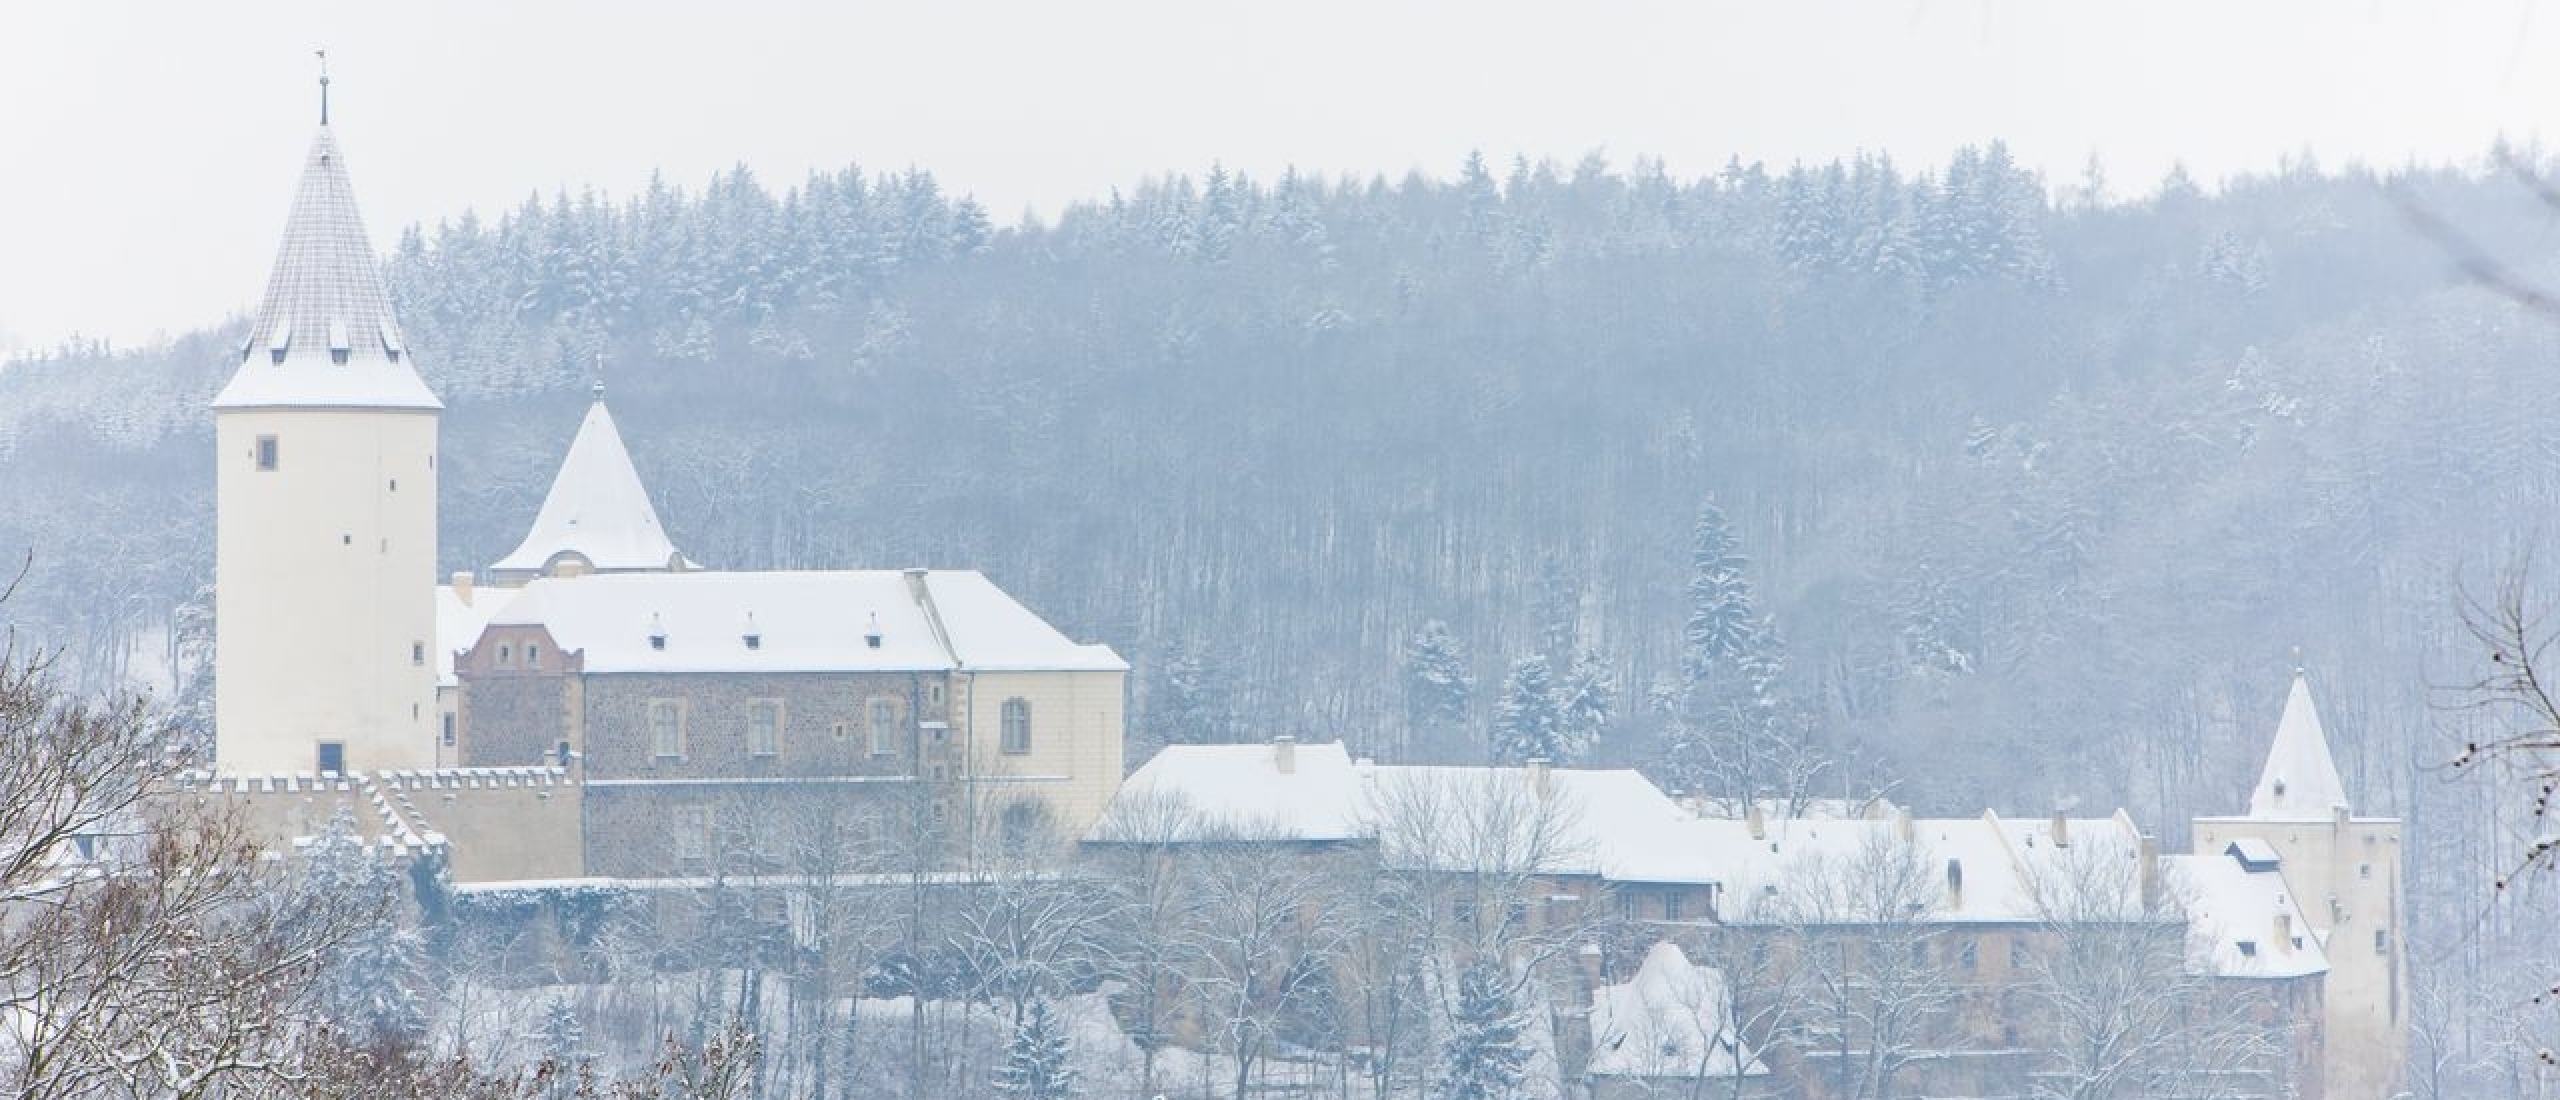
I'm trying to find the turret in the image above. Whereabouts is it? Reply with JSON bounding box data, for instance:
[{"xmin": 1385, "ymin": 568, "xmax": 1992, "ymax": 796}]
[{"xmin": 213, "ymin": 104, "xmax": 441, "ymax": 774}]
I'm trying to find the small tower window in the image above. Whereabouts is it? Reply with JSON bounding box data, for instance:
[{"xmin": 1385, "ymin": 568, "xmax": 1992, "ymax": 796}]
[
  {"xmin": 527, "ymin": 644, "xmax": 541, "ymax": 669},
  {"xmin": 411, "ymin": 642, "xmax": 424, "ymax": 666},
  {"xmin": 2374, "ymin": 928, "xmax": 2391, "ymax": 955},
  {"xmin": 255, "ymin": 435, "xmax": 279, "ymax": 471}
]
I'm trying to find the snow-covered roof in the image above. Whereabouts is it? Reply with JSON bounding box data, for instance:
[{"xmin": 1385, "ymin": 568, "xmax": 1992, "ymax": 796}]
[
  {"xmin": 490, "ymin": 398, "xmax": 686, "ymax": 577},
  {"xmin": 213, "ymin": 125, "xmax": 440, "ymax": 412},
  {"xmin": 2165, "ymin": 849, "xmax": 2328, "ymax": 979},
  {"xmin": 435, "ymin": 583, "xmax": 519, "ymax": 688},
  {"xmin": 1089, "ymin": 741, "xmax": 1370, "ymax": 843},
  {"xmin": 1587, "ymin": 941, "xmax": 1767, "ymax": 1080},
  {"xmin": 2245, "ymin": 673, "xmax": 2350, "ymax": 819},
  {"xmin": 485, "ymin": 569, "xmax": 1126, "ymax": 675}
]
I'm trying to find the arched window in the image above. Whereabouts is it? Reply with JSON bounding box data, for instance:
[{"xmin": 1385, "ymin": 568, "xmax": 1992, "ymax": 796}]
[{"xmin": 1000, "ymin": 698, "xmax": 1032, "ymax": 755}]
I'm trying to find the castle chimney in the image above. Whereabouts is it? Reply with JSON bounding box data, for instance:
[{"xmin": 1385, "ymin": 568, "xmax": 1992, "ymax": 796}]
[
  {"xmin": 1945, "ymin": 857, "xmax": 1965, "ymax": 907},
  {"xmin": 450, "ymin": 571, "xmax": 474, "ymax": 606},
  {"xmin": 2274, "ymin": 910, "xmax": 2294, "ymax": 952},
  {"xmin": 1526, "ymin": 758, "xmax": 1552, "ymax": 800},
  {"xmin": 2332, "ymin": 803, "xmax": 2351, "ymax": 831},
  {"xmin": 1746, "ymin": 802, "xmax": 1767, "ymax": 841},
  {"xmin": 1273, "ymin": 735, "xmax": 1296, "ymax": 775},
  {"xmin": 2051, "ymin": 813, "xmax": 2070, "ymax": 849},
  {"xmin": 1896, "ymin": 806, "xmax": 1915, "ymax": 843}
]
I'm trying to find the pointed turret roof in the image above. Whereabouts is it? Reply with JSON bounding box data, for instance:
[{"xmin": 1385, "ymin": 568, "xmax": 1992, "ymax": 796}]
[
  {"xmin": 491, "ymin": 394, "xmax": 686, "ymax": 578},
  {"xmin": 213, "ymin": 124, "xmax": 440, "ymax": 411},
  {"xmin": 2245, "ymin": 672, "xmax": 2350, "ymax": 819}
]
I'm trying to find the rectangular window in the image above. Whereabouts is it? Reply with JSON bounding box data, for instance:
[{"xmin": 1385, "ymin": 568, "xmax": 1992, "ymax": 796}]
[
  {"xmin": 928, "ymin": 680, "xmax": 947, "ymax": 706},
  {"xmin": 411, "ymin": 641, "xmax": 425, "ymax": 666},
  {"xmin": 650, "ymin": 700, "xmax": 685, "ymax": 760},
  {"xmin": 527, "ymin": 644, "xmax": 541, "ymax": 669},
  {"xmin": 316, "ymin": 741, "xmax": 345, "ymax": 774},
  {"xmin": 869, "ymin": 698, "xmax": 898, "ymax": 756},
  {"xmin": 1663, "ymin": 893, "xmax": 1681, "ymax": 921},
  {"xmin": 2374, "ymin": 928, "xmax": 2391, "ymax": 955},
  {"xmin": 747, "ymin": 700, "xmax": 781, "ymax": 757},
  {"xmin": 674, "ymin": 806, "xmax": 709, "ymax": 861},
  {"xmin": 255, "ymin": 435, "xmax": 279, "ymax": 471},
  {"xmin": 441, "ymin": 712, "xmax": 455, "ymax": 747},
  {"xmin": 1000, "ymin": 698, "xmax": 1032, "ymax": 755},
  {"xmin": 1960, "ymin": 940, "xmax": 1979, "ymax": 970}
]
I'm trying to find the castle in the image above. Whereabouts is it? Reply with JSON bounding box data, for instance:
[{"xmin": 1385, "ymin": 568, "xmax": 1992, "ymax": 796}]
[
  {"xmin": 189, "ymin": 105, "xmax": 2405, "ymax": 1099},
  {"xmin": 201, "ymin": 109, "xmax": 1128, "ymax": 885}
]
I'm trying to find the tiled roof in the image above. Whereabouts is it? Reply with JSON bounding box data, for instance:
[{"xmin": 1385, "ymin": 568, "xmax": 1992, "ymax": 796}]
[{"xmin": 213, "ymin": 125, "xmax": 439, "ymax": 411}]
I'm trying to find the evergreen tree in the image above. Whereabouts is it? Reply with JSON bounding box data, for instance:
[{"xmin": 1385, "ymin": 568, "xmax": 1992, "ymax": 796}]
[
  {"xmin": 1401, "ymin": 620, "xmax": 1473, "ymax": 758},
  {"xmin": 993, "ymin": 997, "xmax": 1079, "ymax": 1100},
  {"xmin": 1680, "ymin": 499, "xmax": 1759, "ymax": 694},
  {"xmin": 1442, "ymin": 961, "xmax": 1530, "ymax": 1100},
  {"xmin": 1554, "ymin": 648, "xmax": 1615, "ymax": 762},
  {"xmin": 300, "ymin": 807, "xmax": 427, "ymax": 1048},
  {"xmin": 1490, "ymin": 656, "xmax": 1562, "ymax": 764}
]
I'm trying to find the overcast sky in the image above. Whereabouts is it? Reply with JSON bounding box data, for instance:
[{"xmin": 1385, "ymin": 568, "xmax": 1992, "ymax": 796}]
[{"xmin": 3, "ymin": 0, "xmax": 2556, "ymax": 351}]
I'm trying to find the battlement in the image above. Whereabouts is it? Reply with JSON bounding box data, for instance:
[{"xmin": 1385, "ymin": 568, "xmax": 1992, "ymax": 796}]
[{"xmin": 172, "ymin": 765, "xmax": 582, "ymax": 885}]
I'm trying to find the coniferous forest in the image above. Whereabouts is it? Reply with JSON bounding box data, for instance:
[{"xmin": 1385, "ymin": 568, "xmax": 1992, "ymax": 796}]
[{"xmin": 6, "ymin": 145, "xmax": 2560, "ymax": 1045}]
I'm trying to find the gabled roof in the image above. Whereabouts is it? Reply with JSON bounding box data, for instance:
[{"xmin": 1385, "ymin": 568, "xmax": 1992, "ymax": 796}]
[
  {"xmin": 2245, "ymin": 673, "xmax": 2349, "ymax": 819},
  {"xmin": 2164, "ymin": 850, "xmax": 2328, "ymax": 979},
  {"xmin": 492, "ymin": 398, "xmax": 686, "ymax": 576},
  {"xmin": 213, "ymin": 125, "xmax": 440, "ymax": 411},
  {"xmin": 484, "ymin": 569, "xmax": 1127, "ymax": 676}
]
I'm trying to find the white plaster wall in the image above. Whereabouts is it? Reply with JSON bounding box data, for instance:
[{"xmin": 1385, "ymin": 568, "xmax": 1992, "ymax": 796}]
[
  {"xmin": 960, "ymin": 669, "xmax": 1127, "ymax": 840},
  {"xmin": 215, "ymin": 407, "xmax": 440, "ymax": 773},
  {"xmin": 2196, "ymin": 815, "xmax": 2407, "ymax": 1100}
]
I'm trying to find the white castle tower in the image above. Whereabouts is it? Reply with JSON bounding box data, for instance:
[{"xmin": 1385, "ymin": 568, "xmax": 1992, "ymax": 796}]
[
  {"xmin": 2192, "ymin": 670, "xmax": 2407, "ymax": 1100},
  {"xmin": 213, "ymin": 92, "xmax": 442, "ymax": 774}
]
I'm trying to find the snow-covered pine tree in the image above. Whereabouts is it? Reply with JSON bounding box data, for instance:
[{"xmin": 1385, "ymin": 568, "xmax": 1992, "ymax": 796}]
[
  {"xmin": 992, "ymin": 997, "xmax": 1079, "ymax": 1100},
  {"xmin": 300, "ymin": 806, "xmax": 428, "ymax": 1048},
  {"xmin": 1401, "ymin": 620, "xmax": 1474, "ymax": 758},
  {"xmin": 536, "ymin": 993, "xmax": 585, "ymax": 1064},
  {"xmin": 1680, "ymin": 499, "xmax": 1759, "ymax": 694},
  {"xmin": 1553, "ymin": 648, "xmax": 1615, "ymax": 762},
  {"xmin": 1442, "ymin": 961, "xmax": 1531, "ymax": 1100},
  {"xmin": 1490, "ymin": 656, "xmax": 1562, "ymax": 765}
]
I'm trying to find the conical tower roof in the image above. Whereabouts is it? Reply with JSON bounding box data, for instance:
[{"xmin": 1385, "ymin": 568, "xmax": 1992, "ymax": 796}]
[
  {"xmin": 2245, "ymin": 672, "xmax": 2350, "ymax": 819},
  {"xmin": 491, "ymin": 393, "xmax": 686, "ymax": 578},
  {"xmin": 213, "ymin": 124, "xmax": 439, "ymax": 411}
]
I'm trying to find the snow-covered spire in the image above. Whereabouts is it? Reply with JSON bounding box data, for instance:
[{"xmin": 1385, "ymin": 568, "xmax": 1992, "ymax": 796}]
[
  {"xmin": 213, "ymin": 117, "xmax": 439, "ymax": 411},
  {"xmin": 490, "ymin": 397, "xmax": 688, "ymax": 581},
  {"xmin": 2245, "ymin": 671, "xmax": 2350, "ymax": 819}
]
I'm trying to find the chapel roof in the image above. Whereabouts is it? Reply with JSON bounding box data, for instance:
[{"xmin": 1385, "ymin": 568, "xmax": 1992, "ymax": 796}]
[{"xmin": 492, "ymin": 395, "xmax": 686, "ymax": 577}]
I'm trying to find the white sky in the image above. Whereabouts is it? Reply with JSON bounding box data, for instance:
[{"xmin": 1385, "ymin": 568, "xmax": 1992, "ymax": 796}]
[{"xmin": 3, "ymin": 0, "xmax": 2556, "ymax": 351}]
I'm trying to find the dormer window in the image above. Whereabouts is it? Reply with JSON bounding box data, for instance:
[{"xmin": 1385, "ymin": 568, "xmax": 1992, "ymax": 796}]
[
  {"xmin": 267, "ymin": 316, "xmax": 293, "ymax": 364},
  {"xmin": 648, "ymin": 613, "xmax": 667, "ymax": 651},
  {"xmin": 743, "ymin": 612, "xmax": 762, "ymax": 651},
  {"xmin": 864, "ymin": 611, "xmax": 883, "ymax": 650},
  {"xmin": 327, "ymin": 320, "xmax": 351, "ymax": 365}
]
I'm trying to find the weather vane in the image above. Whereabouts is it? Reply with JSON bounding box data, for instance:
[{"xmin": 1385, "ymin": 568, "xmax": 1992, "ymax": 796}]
[{"xmin": 315, "ymin": 49, "xmax": 331, "ymax": 125}]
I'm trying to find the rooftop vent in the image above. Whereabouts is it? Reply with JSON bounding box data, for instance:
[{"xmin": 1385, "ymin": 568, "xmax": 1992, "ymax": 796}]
[
  {"xmin": 648, "ymin": 613, "xmax": 667, "ymax": 651},
  {"xmin": 864, "ymin": 611, "xmax": 883, "ymax": 650}
]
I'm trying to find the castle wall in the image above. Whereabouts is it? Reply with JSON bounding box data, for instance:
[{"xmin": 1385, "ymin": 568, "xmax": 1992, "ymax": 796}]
[{"xmin": 455, "ymin": 623, "xmax": 582, "ymax": 766}]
